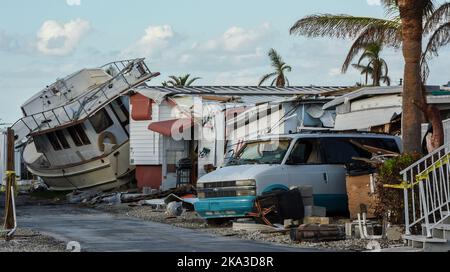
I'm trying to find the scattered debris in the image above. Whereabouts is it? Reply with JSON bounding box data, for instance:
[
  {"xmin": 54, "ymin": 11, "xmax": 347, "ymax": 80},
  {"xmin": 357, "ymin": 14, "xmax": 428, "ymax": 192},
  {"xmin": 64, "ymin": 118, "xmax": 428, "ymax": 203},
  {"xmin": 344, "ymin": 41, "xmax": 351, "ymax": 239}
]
[
  {"xmin": 385, "ymin": 225, "xmax": 403, "ymax": 241},
  {"xmin": 346, "ymin": 172, "xmax": 378, "ymax": 219},
  {"xmin": 290, "ymin": 224, "xmax": 346, "ymax": 242},
  {"xmin": 166, "ymin": 201, "xmax": 184, "ymax": 217},
  {"xmin": 303, "ymin": 217, "xmax": 330, "ymax": 225},
  {"xmin": 232, "ymin": 222, "xmax": 284, "ymax": 233}
]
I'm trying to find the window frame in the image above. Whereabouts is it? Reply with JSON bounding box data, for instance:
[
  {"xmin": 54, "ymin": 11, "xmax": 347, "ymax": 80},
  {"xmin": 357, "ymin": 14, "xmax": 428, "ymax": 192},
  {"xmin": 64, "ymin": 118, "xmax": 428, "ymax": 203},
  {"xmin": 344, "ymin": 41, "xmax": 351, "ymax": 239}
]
[
  {"xmin": 287, "ymin": 138, "xmax": 324, "ymax": 165},
  {"xmin": 88, "ymin": 108, "xmax": 113, "ymax": 134}
]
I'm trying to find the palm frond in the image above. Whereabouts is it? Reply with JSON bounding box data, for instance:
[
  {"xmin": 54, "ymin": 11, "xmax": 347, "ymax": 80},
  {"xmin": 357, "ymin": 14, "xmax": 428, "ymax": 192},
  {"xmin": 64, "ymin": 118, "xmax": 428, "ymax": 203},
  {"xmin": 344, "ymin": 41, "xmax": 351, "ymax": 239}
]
[
  {"xmin": 380, "ymin": 58, "xmax": 389, "ymax": 76},
  {"xmin": 424, "ymin": 2, "xmax": 450, "ymax": 35},
  {"xmin": 270, "ymin": 77, "xmax": 277, "ymax": 86},
  {"xmin": 290, "ymin": 14, "xmax": 401, "ymax": 40},
  {"xmin": 422, "ymin": 22, "xmax": 450, "ymax": 81},
  {"xmin": 268, "ymin": 48, "xmax": 284, "ymax": 70},
  {"xmin": 285, "ymin": 77, "xmax": 290, "ymax": 87},
  {"xmin": 381, "ymin": 75, "xmax": 391, "ymax": 86},
  {"xmin": 352, "ymin": 64, "xmax": 373, "ymax": 74},
  {"xmin": 423, "ymin": 22, "xmax": 450, "ymax": 61},
  {"xmin": 282, "ymin": 64, "xmax": 292, "ymax": 73},
  {"xmin": 258, "ymin": 72, "xmax": 277, "ymax": 86},
  {"xmin": 186, "ymin": 77, "xmax": 201, "ymax": 86}
]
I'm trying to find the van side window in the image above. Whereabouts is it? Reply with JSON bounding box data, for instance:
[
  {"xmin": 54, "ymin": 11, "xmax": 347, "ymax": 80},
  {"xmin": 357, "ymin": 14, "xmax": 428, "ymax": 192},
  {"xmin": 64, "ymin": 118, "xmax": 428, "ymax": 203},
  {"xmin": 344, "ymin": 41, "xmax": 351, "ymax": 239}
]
[
  {"xmin": 352, "ymin": 138, "xmax": 400, "ymax": 153},
  {"xmin": 321, "ymin": 138, "xmax": 370, "ymax": 164},
  {"xmin": 289, "ymin": 139, "xmax": 322, "ymax": 164}
]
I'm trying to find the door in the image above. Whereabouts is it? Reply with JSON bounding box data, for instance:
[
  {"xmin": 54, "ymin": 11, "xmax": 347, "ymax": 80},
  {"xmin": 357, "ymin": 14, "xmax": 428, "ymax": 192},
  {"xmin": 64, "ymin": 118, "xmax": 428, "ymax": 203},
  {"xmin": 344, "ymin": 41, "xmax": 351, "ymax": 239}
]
[
  {"xmin": 286, "ymin": 138, "xmax": 330, "ymax": 194},
  {"xmin": 162, "ymin": 137, "xmax": 188, "ymax": 191},
  {"xmin": 319, "ymin": 138, "xmax": 366, "ymax": 213}
]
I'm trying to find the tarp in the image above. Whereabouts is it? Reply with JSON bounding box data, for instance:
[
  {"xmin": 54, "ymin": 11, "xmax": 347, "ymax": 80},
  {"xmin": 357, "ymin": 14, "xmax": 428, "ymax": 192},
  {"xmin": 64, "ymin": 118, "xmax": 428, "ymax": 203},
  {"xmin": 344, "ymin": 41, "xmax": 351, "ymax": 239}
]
[{"xmin": 333, "ymin": 107, "xmax": 402, "ymax": 131}]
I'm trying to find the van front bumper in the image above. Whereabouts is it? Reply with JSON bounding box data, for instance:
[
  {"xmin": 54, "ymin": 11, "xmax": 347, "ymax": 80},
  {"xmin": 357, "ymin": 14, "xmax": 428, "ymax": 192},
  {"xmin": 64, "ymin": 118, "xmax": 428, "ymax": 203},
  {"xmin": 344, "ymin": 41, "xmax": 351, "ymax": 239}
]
[{"xmin": 194, "ymin": 196, "xmax": 256, "ymax": 219}]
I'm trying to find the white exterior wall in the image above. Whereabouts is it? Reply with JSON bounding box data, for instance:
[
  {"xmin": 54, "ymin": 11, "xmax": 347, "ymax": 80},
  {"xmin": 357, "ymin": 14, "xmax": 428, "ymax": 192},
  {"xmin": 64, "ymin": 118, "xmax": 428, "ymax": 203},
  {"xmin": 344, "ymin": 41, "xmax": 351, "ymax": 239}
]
[
  {"xmin": 129, "ymin": 102, "xmax": 161, "ymax": 165},
  {"xmin": 0, "ymin": 131, "xmax": 6, "ymax": 185}
]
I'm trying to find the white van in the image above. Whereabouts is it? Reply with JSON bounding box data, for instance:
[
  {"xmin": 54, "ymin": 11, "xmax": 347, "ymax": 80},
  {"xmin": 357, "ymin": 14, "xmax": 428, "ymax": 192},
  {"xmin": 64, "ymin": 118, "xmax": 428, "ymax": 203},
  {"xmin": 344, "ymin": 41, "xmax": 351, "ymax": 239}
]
[{"xmin": 194, "ymin": 133, "xmax": 402, "ymax": 220}]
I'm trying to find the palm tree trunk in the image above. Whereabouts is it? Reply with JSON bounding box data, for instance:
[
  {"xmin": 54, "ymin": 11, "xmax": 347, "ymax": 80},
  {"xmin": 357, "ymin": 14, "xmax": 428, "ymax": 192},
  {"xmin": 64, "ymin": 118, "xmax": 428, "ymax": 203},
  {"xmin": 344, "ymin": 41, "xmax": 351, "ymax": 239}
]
[
  {"xmin": 276, "ymin": 76, "xmax": 285, "ymax": 87},
  {"xmin": 398, "ymin": 0, "xmax": 427, "ymax": 154}
]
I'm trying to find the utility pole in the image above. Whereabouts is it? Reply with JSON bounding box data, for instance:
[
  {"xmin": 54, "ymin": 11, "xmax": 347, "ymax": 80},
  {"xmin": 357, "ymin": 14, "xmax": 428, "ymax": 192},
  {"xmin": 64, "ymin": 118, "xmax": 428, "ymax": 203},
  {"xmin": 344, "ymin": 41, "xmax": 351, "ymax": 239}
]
[{"xmin": 3, "ymin": 127, "xmax": 16, "ymax": 237}]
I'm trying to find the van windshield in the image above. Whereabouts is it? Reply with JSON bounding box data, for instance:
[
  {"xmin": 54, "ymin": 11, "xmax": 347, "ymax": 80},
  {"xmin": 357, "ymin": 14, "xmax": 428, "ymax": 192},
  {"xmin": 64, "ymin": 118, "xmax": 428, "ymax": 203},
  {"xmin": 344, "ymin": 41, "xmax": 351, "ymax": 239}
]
[{"xmin": 227, "ymin": 139, "xmax": 292, "ymax": 166}]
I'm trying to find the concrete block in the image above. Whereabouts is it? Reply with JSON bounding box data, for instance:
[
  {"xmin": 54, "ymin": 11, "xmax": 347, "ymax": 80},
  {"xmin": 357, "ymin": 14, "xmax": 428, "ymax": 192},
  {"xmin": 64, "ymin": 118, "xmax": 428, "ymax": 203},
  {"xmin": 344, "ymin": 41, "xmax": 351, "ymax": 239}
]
[
  {"xmin": 304, "ymin": 206, "xmax": 326, "ymax": 217},
  {"xmin": 293, "ymin": 186, "xmax": 313, "ymax": 197},
  {"xmin": 303, "ymin": 217, "xmax": 330, "ymax": 225},
  {"xmin": 302, "ymin": 196, "xmax": 314, "ymax": 206}
]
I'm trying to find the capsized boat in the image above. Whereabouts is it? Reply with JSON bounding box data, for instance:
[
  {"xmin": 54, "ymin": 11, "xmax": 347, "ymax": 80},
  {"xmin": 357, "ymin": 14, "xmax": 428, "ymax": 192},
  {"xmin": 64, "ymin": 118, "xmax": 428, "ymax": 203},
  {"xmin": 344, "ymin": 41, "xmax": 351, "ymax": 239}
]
[{"xmin": 12, "ymin": 59, "xmax": 160, "ymax": 191}]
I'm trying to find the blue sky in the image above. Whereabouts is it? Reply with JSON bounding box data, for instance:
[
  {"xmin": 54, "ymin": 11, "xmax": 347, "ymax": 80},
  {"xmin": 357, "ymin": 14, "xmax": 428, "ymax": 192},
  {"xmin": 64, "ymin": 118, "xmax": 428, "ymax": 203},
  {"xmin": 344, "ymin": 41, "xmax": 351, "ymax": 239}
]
[{"xmin": 0, "ymin": 0, "xmax": 449, "ymax": 124}]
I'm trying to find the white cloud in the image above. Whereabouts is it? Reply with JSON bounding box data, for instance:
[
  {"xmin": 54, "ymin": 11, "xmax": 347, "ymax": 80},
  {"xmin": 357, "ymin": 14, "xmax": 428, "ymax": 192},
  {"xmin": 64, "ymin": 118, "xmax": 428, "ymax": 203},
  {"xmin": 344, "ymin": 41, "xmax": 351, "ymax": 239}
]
[
  {"xmin": 367, "ymin": 0, "xmax": 381, "ymax": 6},
  {"xmin": 66, "ymin": 0, "xmax": 81, "ymax": 6},
  {"xmin": 36, "ymin": 19, "xmax": 91, "ymax": 56},
  {"xmin": 121, "ymin": 25, "xmax": 177, "ymax": 58},
  {"xmin": 195, "ymin": 23, "xmax": 272, "ymax": 52}
]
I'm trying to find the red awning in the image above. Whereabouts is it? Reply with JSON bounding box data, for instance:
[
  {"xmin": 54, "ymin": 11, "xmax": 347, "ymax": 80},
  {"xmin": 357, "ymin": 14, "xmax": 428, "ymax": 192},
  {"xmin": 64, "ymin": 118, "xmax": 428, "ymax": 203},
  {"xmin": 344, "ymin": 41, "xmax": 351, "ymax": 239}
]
[
  {"xmin": 130, "ymin": 93, "xmax": 152, "ymax": 121},
  {"xmin": 148, "ymin": 118, "xmax": 195, "ymax": 137}
]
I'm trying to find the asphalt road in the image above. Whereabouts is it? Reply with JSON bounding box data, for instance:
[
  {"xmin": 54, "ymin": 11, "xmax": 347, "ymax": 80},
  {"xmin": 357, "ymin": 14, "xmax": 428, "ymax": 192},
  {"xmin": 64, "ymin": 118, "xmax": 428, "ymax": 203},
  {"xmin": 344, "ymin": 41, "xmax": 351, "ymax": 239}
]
[{"xmin": 16, "ymin": 205, "xmax": 324, "ymax": 252}]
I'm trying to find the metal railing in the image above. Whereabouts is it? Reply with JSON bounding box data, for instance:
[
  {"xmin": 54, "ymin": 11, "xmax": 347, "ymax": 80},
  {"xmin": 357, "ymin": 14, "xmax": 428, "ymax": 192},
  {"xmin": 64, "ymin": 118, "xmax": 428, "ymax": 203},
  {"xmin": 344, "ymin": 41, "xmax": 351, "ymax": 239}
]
[
  {"xmin": 11, "ymin": 58, "xmax": 158, "ymax": 143},
  {"xmin": 400, "ymin": 143, "xmax": 450, "ymax": 237}
]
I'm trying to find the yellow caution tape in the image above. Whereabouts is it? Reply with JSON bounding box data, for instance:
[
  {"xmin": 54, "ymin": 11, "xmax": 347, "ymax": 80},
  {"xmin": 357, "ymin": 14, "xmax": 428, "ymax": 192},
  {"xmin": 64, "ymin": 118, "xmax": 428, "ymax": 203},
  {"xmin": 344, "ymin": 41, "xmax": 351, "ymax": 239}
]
[
  {"xmin": 384, "ymin": 181, "xmax": 412, "ymax": 189},
  {"xmin": 384, "ymin": 154, "xmax": 450, "ymax": 190}
]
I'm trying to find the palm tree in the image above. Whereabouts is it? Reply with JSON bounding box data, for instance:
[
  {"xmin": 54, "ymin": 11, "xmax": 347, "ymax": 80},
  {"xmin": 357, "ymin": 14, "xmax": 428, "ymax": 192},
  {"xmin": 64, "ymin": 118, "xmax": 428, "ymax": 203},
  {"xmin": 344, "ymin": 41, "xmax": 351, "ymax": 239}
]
[
  {"xmin": 167, "ymin": 74, "xmax": 201, "ymax": 87},
  {"xmin": 290, "ymin": 1, "xmax": 449, "ymax": 152},
  {"xmin": 352, "ymin": 43, "xmax": 391, "ymax": 86},
  {"xmin": 258, "ymin": 48, "xmax": 292, "ymax": 87}
]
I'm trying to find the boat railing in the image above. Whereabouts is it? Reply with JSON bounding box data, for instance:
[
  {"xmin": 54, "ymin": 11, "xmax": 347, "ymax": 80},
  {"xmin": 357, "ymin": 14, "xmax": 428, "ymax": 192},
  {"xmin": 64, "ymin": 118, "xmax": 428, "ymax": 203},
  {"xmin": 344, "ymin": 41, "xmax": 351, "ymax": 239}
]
[{"xmin": 12, "ymin": 58, "xmax": 159, "ymax": 143}]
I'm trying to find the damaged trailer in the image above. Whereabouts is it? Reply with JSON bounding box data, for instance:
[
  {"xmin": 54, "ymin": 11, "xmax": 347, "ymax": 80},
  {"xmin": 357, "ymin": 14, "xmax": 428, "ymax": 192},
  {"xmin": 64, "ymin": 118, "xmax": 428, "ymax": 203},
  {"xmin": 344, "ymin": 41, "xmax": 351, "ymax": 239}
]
[{"xmin": 127, "ymin": 86, "xmax": 352, "ymax": 192}]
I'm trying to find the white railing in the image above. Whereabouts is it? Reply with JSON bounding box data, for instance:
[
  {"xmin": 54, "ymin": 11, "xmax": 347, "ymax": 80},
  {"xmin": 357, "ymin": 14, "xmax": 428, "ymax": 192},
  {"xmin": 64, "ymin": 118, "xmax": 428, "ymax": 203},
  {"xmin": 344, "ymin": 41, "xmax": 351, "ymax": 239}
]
[{"xmin": 400, "ymin": 143, "xmax": 450, "ymax": 237}]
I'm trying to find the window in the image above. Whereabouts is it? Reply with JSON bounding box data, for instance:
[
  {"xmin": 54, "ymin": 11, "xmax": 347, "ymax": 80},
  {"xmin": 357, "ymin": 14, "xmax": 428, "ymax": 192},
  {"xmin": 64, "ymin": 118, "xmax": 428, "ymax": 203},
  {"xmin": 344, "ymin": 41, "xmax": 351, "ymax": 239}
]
[
  {"xmin": 321, "ymin": 138, "xmax": 370, "ymax": 164},
  {"xmin": 289, "ymin": 139, "xmax": 322, "ymax": 164},
  {"xmin": 110, "ymin": 97, "xmax": 130, "ymax": 135},
  {"xmin": 34, "ymin": 136, "xmax": 48, "ymax": 153},
  {"xmin": 89, "ymin": 108, "xmax": 113, "ymax": 133},
  {"xmin": 110, "ymin": 98, "xmax": 129, "ymax": 124},
  {"xmin": 55, "ymin": 130, "xmax": 70, "ymax": 149},
  {"xmin": 228, "ymin": 139, "xmax": 292, "ymax": 166},
  {"xmin": 67, "ymin": 124, "xmax": 91, "ymax": 146},
  {"xmin": 352, "ymin": 138, "xmax": 400, "ymax": 153},
  {"xmin": 46, "ymin": 132, "xmax": 62, "ymax": 151}
]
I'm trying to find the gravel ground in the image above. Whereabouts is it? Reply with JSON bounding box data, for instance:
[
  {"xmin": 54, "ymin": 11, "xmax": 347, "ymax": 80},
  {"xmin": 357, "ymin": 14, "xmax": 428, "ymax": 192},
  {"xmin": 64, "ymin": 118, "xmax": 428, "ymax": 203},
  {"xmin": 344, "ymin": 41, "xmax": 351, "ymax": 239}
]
[
  {"xmin": 90, "ymin": 203, "xmax": 406, "ymax": 252},
  {"xmin": 0, "ymin": 228, "xmax": 66, "ymax": 252}
]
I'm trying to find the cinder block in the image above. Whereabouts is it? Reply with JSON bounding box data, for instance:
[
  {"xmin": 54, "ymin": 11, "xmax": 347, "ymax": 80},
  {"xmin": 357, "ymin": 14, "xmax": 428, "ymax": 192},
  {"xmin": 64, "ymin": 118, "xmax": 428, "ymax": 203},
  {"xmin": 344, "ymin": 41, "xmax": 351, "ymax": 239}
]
[
  {"xmin": 304, "ymin": 206, "xmax": 326, "ymax": 217},
  {"xmin": 294, "ymin": 186, "xmax": 313, "ymax": 197},
  {"xmin": 302, "ymin": 196, "xmax": 314, "ymax": 206}
]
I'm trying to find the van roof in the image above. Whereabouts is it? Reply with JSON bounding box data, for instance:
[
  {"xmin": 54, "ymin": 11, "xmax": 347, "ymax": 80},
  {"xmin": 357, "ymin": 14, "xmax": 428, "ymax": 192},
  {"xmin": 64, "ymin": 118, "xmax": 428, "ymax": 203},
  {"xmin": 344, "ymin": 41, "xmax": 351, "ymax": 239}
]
[{"xmin": 255, "ymin": 132, "xmax": 400, "ymax": 140}]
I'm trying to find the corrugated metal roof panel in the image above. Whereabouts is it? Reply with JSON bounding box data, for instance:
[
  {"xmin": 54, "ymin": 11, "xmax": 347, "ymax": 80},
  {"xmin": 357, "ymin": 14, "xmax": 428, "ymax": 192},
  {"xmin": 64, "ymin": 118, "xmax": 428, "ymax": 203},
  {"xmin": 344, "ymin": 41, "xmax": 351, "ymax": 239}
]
[{"xmin": 143, "ymin": 85, "xmax": 352, "ymax": 96}]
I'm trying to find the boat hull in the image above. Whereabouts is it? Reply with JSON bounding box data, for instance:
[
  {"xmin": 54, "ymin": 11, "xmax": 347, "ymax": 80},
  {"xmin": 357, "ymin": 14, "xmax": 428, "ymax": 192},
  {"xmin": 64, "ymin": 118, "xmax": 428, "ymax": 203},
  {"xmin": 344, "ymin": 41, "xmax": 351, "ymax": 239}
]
[{"xmin": 25, "ymin": 141, "xmax": 135, "ymax": 191}]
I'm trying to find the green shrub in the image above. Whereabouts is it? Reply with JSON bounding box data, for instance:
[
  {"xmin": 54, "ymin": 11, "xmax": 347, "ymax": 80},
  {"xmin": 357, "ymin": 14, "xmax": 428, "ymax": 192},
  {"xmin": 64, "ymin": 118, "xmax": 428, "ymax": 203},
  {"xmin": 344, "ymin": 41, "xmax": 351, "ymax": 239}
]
[{"xmin": 375, "ymin": 153, "xmax": 421, "ymax": 225}]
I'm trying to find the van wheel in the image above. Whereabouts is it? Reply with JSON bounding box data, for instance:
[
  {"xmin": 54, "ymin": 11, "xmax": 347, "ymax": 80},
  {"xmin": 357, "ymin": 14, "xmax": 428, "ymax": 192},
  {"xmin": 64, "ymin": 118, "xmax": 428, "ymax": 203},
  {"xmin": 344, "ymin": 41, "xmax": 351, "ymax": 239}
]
[{"xmin": 206, "ymin": 218, "xmax": 231, "ymax": 226}]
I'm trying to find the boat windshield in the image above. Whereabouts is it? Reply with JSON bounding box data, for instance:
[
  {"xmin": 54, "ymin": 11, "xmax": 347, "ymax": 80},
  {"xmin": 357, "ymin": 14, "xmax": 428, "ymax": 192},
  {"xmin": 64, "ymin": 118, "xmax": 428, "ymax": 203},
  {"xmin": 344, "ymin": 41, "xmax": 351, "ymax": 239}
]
[{"xmin": 227, "ymin": 139, "xmax": 292, "ymax": 166}]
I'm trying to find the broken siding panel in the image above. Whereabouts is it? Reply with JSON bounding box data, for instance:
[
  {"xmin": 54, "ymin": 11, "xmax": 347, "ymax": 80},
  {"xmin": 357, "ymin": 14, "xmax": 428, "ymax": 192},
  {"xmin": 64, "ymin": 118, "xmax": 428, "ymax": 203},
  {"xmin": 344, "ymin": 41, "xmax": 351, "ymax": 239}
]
[{"xmin": 130, "ymin": 103, "xmax": 161, "ymax": 165}]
